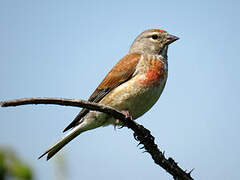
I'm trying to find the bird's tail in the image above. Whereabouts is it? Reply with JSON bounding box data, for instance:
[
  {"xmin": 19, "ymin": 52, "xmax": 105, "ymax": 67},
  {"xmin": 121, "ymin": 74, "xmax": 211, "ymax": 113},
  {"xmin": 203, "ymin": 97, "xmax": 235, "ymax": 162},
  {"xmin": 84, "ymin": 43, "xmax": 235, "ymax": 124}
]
[{"xmin": 38, "ymin": 123, "xmax": 86, "ymax": 160}]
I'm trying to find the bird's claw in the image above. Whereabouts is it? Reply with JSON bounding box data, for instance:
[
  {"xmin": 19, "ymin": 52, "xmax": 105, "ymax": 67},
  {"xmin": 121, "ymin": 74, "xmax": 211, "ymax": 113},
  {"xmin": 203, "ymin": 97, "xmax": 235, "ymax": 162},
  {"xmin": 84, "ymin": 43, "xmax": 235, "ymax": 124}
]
[
  {"xmin": 114, "ymin": 110, "xmax": 133, "ymax": 129},
  {"xmin": 121, "ymin": 110, "xmax": 133, "ymax": 121}
]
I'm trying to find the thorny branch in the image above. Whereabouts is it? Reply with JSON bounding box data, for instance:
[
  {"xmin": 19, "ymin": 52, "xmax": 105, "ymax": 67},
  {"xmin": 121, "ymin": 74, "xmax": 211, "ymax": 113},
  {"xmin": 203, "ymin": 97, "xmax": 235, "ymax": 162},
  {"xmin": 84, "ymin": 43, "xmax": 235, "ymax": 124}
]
[{"xmin": 1, "ymin": 97, "xmax": 194, "ymax": 180}]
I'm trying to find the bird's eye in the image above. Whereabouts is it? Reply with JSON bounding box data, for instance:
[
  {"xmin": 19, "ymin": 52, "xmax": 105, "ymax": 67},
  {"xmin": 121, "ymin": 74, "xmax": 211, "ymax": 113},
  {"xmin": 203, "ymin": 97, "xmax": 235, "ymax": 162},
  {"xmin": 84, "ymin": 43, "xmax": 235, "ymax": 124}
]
[{"xmin": 151, "ymin": 35, "xmax": 159, "ymax": 40}]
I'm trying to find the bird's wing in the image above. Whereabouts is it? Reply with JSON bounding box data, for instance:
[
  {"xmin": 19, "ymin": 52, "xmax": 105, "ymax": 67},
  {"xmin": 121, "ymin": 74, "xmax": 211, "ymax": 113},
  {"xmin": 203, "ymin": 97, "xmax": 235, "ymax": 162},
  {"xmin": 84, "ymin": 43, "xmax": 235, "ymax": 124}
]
[{"xmin": 63, "ymin": 53, "xmax": 141, "ymax": 132}]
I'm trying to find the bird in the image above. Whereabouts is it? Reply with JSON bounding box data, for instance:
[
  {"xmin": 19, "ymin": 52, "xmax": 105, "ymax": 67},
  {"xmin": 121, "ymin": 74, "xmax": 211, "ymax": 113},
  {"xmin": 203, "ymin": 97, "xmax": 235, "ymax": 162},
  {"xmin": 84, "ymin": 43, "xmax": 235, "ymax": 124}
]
[{"xmin": 38, "ymin": 28, "xmax": 179, "ymax": 160}]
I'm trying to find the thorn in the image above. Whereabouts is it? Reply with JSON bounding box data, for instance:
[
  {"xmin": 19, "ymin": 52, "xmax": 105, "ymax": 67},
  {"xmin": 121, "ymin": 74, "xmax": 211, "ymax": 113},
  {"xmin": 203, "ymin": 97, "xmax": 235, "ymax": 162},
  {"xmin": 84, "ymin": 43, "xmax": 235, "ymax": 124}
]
[
  {"xmin": 188, "ymin": 168, "xmax": 195, "ymax": 175},
  {"xmin": 137, "ymin": 142, "xmax": 142, "ymax": 147},
  {"xmin": 118, "ymin": 125, "xmax": 125, "ymax": 129},
  {"xmin": 133, "ymin": 133, "xmax": 138, "ymax": 141}
]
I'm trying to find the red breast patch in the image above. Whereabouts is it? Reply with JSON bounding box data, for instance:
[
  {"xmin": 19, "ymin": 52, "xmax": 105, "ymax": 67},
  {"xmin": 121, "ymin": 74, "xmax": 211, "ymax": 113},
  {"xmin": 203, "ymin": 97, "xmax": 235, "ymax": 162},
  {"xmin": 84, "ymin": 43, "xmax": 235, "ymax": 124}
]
[{"xmin": 141, "ymin": 60, "xmax": 165, "ymax": 86}]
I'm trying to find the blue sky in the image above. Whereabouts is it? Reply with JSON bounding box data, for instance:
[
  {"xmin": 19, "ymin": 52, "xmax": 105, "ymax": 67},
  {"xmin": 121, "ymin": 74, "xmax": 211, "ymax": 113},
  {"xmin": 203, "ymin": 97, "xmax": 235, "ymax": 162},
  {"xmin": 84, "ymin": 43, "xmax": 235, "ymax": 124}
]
[{"xmin": 0, "ymin": 0, "xmax": 240, "ymax": 179}]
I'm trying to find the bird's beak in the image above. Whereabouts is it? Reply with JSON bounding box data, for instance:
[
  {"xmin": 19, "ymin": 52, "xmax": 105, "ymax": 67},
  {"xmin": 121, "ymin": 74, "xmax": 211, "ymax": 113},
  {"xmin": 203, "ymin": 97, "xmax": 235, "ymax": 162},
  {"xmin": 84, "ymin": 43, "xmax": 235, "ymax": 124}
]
[{"xmin": 166, "ymin": 34, "xmax": 179, "ymax": 44}]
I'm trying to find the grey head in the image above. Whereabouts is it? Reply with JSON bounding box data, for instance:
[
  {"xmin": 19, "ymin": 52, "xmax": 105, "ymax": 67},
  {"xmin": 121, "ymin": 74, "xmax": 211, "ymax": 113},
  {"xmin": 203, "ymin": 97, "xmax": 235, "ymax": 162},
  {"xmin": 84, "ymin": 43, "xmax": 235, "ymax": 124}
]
[{"xmin": 129, "ymin": 29, "xmax": 179, "ymax": 58}]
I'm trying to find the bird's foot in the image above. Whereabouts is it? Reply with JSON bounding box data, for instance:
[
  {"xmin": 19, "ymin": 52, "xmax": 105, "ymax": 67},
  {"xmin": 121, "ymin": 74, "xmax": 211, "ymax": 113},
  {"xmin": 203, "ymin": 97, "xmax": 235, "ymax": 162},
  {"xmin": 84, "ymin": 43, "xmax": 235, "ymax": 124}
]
[
  {"xmin": 114, "ymin": 110, "xmax": 133, "ymax": 129},
  {"xmin": 121, "ymin": 110, "xmax": 133, "ymax": 121}
]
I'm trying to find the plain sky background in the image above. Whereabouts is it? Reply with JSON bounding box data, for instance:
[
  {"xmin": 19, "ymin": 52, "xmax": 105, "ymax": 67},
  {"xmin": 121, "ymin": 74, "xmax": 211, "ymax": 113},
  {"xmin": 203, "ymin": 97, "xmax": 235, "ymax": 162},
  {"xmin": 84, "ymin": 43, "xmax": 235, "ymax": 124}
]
[{"xmin": 0, "ymin": 0, "xmax": 239, "ymax": 180}]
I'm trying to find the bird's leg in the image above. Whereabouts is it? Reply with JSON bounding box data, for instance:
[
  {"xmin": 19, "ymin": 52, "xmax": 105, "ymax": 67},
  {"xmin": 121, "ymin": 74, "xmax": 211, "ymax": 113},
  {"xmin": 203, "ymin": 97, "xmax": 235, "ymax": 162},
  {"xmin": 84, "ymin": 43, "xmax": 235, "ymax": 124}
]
[
  {"xmin": 121, "ymin": 110, "xmax": 133, "ymax": 121},
  {"xmin": 114, "ymin": 110, "xmax": 133, "ymax": 129}
]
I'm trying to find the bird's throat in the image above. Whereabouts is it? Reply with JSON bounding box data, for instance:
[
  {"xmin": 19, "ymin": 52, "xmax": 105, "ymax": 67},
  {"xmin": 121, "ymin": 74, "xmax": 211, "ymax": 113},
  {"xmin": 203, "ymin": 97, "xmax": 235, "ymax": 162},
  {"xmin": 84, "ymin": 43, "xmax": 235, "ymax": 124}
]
[{"xmin": 159, "ymin": 45, "xmax": 168, "ymax": 59}]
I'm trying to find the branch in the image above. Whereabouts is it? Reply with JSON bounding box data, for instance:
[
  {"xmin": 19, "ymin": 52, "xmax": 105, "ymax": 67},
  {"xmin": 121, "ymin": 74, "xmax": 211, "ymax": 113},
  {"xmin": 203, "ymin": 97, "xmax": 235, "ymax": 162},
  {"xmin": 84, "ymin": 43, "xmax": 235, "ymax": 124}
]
[
  {"xmin": 1, "ymin": 97, "xmax": 194, "ymax": 180},
  {"xmin": 0, "ymin": 97, "xmax": 126, "ymax": 120}
]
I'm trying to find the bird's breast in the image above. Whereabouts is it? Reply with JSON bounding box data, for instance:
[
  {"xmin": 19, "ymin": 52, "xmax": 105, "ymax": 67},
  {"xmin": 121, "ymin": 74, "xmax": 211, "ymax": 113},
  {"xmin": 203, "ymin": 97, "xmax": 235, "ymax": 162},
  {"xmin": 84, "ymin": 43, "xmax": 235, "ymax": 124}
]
[
  {"xmin": 100, "ymin": 58, "xmax": 168, "ymax": 120},
  {"xmin": 138, "ymin": 57, "xmax": 167, "ymax": 87}
]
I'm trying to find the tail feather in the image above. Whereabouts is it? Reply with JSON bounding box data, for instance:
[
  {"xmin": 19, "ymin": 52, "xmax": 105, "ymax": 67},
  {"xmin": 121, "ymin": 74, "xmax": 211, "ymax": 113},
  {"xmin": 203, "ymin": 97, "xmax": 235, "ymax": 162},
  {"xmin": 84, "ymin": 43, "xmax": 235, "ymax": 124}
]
[
  {"xmin": 39, "ymin": 111, "xmax": 105, "ymax": 160},
  {"xmin": 38, "ymin": 125, "xmax": 83, "ymax": 160}
]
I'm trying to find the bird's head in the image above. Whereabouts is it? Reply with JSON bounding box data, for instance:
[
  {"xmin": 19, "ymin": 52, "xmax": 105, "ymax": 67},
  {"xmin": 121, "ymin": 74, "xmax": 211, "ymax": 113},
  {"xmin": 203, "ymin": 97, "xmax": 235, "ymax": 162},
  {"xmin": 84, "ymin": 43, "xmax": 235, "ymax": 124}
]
[{"xmin": 129, "ymin": 29, "xmax": 179, "ymax": 57}]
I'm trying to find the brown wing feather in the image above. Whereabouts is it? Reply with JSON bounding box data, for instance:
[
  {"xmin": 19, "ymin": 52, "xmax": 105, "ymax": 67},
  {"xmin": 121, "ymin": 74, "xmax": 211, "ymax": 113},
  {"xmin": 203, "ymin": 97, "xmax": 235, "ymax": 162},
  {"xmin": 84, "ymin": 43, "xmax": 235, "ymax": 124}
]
[{"xmin": 63, "ymin": 53, "xmax": 141, "ymax": 132}]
